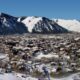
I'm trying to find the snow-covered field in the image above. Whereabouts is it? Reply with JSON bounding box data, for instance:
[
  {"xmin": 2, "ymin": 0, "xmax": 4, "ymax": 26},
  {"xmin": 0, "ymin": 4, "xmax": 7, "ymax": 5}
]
[{"xmin": 0, "ymin": 72, "xmax": 80, "ymax": 80}]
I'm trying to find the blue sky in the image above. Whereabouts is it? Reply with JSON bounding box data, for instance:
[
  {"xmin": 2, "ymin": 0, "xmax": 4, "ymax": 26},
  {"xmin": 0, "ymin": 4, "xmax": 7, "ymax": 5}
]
[{"xmin": 0, "ymin": 0, "xmax": 80, "ymax": 19}]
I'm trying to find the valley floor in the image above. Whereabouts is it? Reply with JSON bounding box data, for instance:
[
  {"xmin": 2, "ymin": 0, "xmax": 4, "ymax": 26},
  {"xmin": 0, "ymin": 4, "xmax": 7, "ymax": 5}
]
[{"xmin": 0, "ymin": 32, "xmax": 80, "ymax": 80}]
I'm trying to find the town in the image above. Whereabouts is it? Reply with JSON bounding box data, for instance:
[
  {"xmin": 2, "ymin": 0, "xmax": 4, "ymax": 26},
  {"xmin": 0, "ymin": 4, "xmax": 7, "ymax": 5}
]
[{"xmin": 0, "ymin": 32, "xmax": 80, "ymax": 80}]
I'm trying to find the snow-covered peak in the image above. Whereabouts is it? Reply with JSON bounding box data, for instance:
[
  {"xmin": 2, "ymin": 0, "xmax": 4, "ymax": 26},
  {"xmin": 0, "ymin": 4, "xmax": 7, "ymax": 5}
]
[
  {"xmin": 19, "ymin": 16, "xmax": 68, "ymax": 33},
  {"xmin": 54, "ymin": 19, "xmax": 80, "ymax": 32},
  {"xmin": 21, "ymin": 16, "xmax": 42, "ymax": 32}
]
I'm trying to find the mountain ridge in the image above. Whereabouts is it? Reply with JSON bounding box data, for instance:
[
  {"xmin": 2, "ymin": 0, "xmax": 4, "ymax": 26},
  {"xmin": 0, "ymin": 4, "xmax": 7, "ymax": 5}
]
[
  {"xmin": 1, "ymin": 12, "xmax": 80, "ymax": 34},
  {"xmin": 0, "ymin": 13, "xmax": 69, "ymax": 34},
  {"xmin": 18, "ymin": 16, "xmax": 68, "ymax": 33}
]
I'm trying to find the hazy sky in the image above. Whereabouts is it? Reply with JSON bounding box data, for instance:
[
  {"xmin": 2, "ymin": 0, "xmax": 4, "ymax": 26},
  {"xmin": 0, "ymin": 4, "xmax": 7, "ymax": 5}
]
[{"xmin": 0, "ymin": 0, "xmax": 80, "ymax": 19}]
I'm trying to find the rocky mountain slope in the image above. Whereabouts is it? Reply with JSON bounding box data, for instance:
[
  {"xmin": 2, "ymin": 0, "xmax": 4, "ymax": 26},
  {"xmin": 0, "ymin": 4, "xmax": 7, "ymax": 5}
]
[{"xmin": 0, "ymin": 13, "xmax": 28, "ymax": 35}]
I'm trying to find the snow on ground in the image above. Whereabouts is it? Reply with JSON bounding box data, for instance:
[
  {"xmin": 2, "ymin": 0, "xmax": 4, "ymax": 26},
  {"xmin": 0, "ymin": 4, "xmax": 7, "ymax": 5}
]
[
  {"xmin": 0, "ymin": 72, "xmax": 80, "ymax": 80},
  {"xmin": 35, "ymin": 52, "xmax": 59, "ymax": 59},
  {"xmin": 0, "ymin": 73, "xmax": 37, "ymax": 80},
  {"xmin": 0, "ymin": 53, "xmax": 8, "ymax": 59},
  {"xmin": 0, "ymin": 73, "xmax": 20, "ymax": 80}
]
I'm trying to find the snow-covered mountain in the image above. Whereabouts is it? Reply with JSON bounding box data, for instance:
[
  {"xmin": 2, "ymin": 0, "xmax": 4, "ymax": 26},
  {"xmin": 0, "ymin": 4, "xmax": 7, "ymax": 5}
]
[
  {"xmin": 18, "ymin": 16, "xmax": 68, "ymax": 33},
  {"xmin": 0, "ymin": 13, "xmax": 28, "ymax": 35},
  {"xmin": 54, "ymin": 19, "xmax": 80, "ymax": 32},
  {"xmin": 2, "ymin": 12, "xmax": 80, "ymax": 34}
]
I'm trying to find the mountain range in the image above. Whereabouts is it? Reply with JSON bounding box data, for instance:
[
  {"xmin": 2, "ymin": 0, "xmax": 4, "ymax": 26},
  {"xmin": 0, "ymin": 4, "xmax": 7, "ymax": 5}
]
[{"xmin": 0, "ymin": 13, "xmax": 80, "ymax": 35}]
